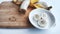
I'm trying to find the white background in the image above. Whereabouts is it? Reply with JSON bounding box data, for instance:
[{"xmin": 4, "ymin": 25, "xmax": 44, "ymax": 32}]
[{"xmin": 0, "ymin": 0, "xmax": 60, "ymax": 34}]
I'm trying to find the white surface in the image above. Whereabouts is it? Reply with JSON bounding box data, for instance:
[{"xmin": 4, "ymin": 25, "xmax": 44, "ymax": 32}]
[{"xmin": 0, "ymin": 0, "xmax": 60, "ymax": 34}]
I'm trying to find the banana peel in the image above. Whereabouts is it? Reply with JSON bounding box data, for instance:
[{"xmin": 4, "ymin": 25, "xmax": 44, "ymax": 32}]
[
  {"xmin": 30, "ymin": 0, "xmax": 46, "ymax": 9},
  {"xmin": 30, "ymin": 0, "xmax": 39, "ymax": 4},
  {"xmin": 12, "ymin": 0, "xmax": 44, "ymax": 8},
  {"xmin": 12, "ymin": 0, "xmax": 52, "ymax": 10},
  {"xmin": 33, "ymin": 4, "xmax": 45, "ymax": 8}
]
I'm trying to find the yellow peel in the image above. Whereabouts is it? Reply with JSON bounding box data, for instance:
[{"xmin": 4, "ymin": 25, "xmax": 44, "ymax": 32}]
[
  {"xmin": 30, "ymin": 0, "xmax": 45, "ymax": 8},
  {"xmin": 30, "ymin": 0, "xmax": 39, "ymax": 4},
  {"xmin": 33, "ymin": 4, "xmax": 45, "ymax": 8}
]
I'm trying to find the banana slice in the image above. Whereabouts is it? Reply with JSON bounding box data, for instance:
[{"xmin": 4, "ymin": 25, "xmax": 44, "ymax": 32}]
[
  {"xmin": 38, "ymin": 18, "xmax": 47, "ymax": 27},
  {"xmin": 33, "ymin": 14, "xmax": 40, "ymax": 21}
]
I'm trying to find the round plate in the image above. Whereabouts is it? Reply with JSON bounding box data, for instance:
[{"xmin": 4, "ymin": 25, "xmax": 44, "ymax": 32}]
[{"xmin": 29, "ymin": 8, "xmax": 55, "ymax": 29}]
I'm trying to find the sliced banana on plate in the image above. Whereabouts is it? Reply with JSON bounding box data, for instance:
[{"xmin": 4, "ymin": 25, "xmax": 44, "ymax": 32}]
[
  {"xmin": 33, "ymin": 14, "xmax": 40, "ymax": 21},
  {"xmin": 38, "ymin": 18, "xmax": 47, "ymax": 27}
]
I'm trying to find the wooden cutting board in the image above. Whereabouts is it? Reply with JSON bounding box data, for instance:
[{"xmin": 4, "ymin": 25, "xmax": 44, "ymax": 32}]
[{"xmin": 0, "ymin": 1, "xmax": 34, "ymax": 28}]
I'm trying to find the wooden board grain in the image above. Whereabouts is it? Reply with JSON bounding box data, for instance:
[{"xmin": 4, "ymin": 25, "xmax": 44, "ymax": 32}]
[{"xmin": 0, "ymin": 1, "xmax": 34, "ymax": 28}]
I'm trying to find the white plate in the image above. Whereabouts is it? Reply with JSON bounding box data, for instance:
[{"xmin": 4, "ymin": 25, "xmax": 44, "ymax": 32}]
[{"xmin": 29, "ymin": 8, "xmax": 55, "ymax": 29}]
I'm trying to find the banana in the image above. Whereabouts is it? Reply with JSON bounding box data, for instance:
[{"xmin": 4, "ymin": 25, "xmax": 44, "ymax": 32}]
[
  {"xmin": 30, "ymin": 0, "xmax": 39, "ymax": 4},
  {"xmin": 33, "ymin": 4, "xmax": 45, "ymax": 8},
  {"xmin": 12, "ymin": 0, "xmax": 52, "ymax": 10},
  {"xmin": 30, "ymin": 0, "xmax": 45, "ymax": 8}
]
